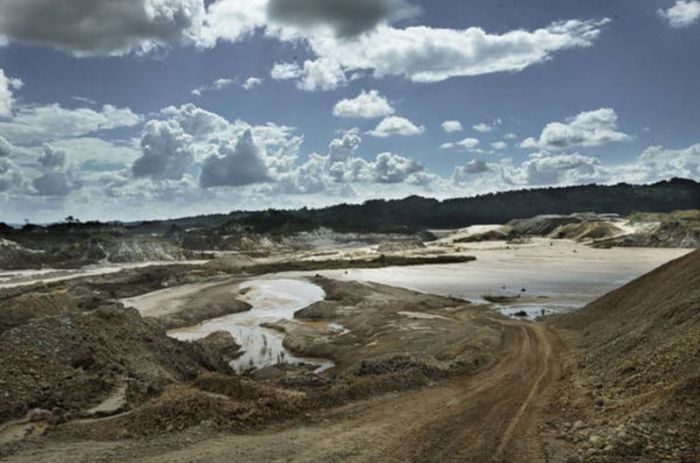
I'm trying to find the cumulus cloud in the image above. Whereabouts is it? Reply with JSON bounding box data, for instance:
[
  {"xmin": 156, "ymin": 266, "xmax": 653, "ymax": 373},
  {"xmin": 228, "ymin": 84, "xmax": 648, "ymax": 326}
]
[
  {"xmin": 0, "ymin": 157, "xmax": 23, "ymax": 192},
  {"xmin": 0, "ymin": 0, "xmax": 205, "ymax": 56},
  {"xmin": 442, "ymin": 120, "xmax": 463, "ymax": 133},
  {"xmin": 275, "ymin": 130, "xmax": 433, "ymax": 195},
  {"xmin": 132, "ymin": 119, "xmax": 195, "ymax": 180},
  {"xmin": 266, "ymin": 0, "xmax": 419, "ymax": 38},
  {"xmin": 243, "ymin": 77, "xmax": 263, "ymax": 90},
  {"xmin": 658, "ymin": 1, "xmax": 700, "ymax": 28},
  {"xmin": 199, "ymin": 129, "xmax": 271, "ymax": 188},
  {"xmin": 454, "ymin": 159, "xmax": 490, "ymax": 177},
  {"xmin": 38, "ymin": 144, "xmax": 66, "ymax": 169},
  {"xmin": 491, "ymin": 141, "xmax": 508, "ymax": 150},
  {"xmin": 191, "ymin": 78, "xmax": 234, "ymax": 96},
  {"xmin": 0, "ymin": 103, "xmax": 142, "ymax": 144},
  {"xmin": 501, "ymin": 152, "xmax": 605, "ymax": 186},
  {"xmin": 473, "ymin": 122, "xmax": 493, "ymax": 133},
  {"xmin": 520, "ymin": 108, "xmax": 630, "ymax": 151},
  {"xmin": 192, "ymin": 76, "xmax": 262, "ymax": 95},
  {"xmin": 198, "ymin": 0, "xmax": 267, "ymax": 47},
  {"xmin": 328, "ymin": 130, "xmax": 362, "ymax": 162},
  {"xmin": 360, "ymin": 151, "xmax": 424, "ymax": 183},
  {"xmin": 32, "ymin": 144, "xmax": 81, "ymax": 196},
  {"xmin": 442, "ymin": 137, "xmax": 480, "ymax": 151},
  {"xmin": 638, "ymin": 143, "xmax": 700, "ymax": 180},
  {"xmin": 367, "ymin": 116, "xmax": 424, "ymax": 137},
  {"xmin": 271, "ymin": 59, "xmax": 347, "ymax": 91},
  {"xmin": 333, "ymin": 90, "xmax": 394, "ymax": 118},
  {"xmin": 0, "ymin": 69, "xmax": 23, "ymax": 117}
]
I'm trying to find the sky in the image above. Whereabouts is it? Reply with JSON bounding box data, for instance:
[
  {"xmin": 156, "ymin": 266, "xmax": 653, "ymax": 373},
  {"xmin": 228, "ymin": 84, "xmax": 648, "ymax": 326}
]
[{"xmin": 0, "ymin": 0, "xmax": 698, "ymax": 223}]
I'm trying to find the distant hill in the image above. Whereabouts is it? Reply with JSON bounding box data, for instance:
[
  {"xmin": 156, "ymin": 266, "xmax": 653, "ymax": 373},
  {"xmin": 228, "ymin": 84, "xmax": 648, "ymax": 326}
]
[{"xmin": 209, "ymin": 178, "xmax": 700, "ymax": 234}]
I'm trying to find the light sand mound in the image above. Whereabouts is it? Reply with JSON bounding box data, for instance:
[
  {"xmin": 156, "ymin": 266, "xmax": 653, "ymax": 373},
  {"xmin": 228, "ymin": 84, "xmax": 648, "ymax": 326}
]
[{"xmin": 549, "ymin": 221, "xmax": 623, "ymax": 242}]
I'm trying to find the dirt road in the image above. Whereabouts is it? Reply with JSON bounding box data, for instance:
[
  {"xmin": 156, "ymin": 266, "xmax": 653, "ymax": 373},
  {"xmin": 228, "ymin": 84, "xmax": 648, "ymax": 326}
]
[{"xmin": 8, "ymin": 320, "xmax": 563, "ymax": 463}]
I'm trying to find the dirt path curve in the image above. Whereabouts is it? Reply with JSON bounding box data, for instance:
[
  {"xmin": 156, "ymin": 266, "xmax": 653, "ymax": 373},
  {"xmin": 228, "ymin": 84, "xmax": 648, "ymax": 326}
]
[
  {"xmin": 143, "ymin": 320, "xmax": 564, "ymax": 463},
  {"xmin": 3, "ymin": 320, "xmax": 564, "ymax": 463}
]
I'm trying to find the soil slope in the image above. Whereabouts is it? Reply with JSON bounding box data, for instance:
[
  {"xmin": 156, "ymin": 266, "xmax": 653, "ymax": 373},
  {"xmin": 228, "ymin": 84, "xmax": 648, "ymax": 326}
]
[{"xmin": 551, "ymin": 250, "xmax": 700, "ymax": 461}]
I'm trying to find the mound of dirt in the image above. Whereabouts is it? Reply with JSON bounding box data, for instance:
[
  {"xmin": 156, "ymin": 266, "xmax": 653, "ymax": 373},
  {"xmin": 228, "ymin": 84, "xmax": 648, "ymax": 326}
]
[
  {"xmin": 549, "ymin": 221, "xmax": 623, "ymax": 242},
  {"xmin": 453, "ymin": 227, "xmax": 515, "ymax": 243},
  {"xmin": 508, "ymin": 215, "xmax": 582, "ymax": 236},
  {"xmin": 0, "ymin": 306, "xmax": 213, "ymax": 424},
  {"xmin": 64, "ymin": 374, "xmax": 307, "ymax": 439},
  {"xmin": 595, "ymin": 219, "xmax": 700, "ymax": 248},
  {"xmin": 551, "ymin": 250, "xmax": 700, "ymax": 461},
  {"xmin": 53, "ymin": 237, "xmax": 193, "ymax": 267},
  {"xmin": 0, "ymin": 239, "xmax": 45, "ymax": 270},
  {"xmin": 195, "ymin": 332, "xmax": 242, "ymax": 371},
  {"xmin": 0, "ymin": 290, "xmax": 82, "ymax": 333}
]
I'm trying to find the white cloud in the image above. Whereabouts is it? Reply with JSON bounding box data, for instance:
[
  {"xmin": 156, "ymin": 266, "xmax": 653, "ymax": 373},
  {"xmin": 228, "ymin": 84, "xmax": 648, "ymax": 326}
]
[
  {"xmin": 658, "ymin": 1, "xmax": 700, "ymax": 28},
  {"xmin": 501, "ymin": 152, "xmax": 606, "ymax": 186},
  {"xmin": 275, "ymin": 130, "xmax": 434, "ymax": 195},
  {"xmin": 198, "ymin": 0, "xmax": 268, "ymax": 48},
  {"xmin": 457, "ymin": 137, "xmax": 481, "ymax": 150},
  {"xmin": 520, "ymin": 108, "xmax": 630, "ymax": 150},
  {"xmin": 0, "ymin": 157, "xmax": 23, "ymax": 192},
  {"xmin": 0, "ymin": 103, "xmax": 142, "ymax": 144},
  {"xmin": 51, "ymin": 137, "xmax": 140, "ymax": 170},
  {"xmin": 328, "ymin": 130, "xmax": 362, "ymax": 162},
  {"xmin": 0, "ymin": 68, "xmax": 23, "ymax": 117},
  {"xmin": 32, "ymin": 144, "xmax": 81, "ymax": 196},
  {"xmin": 243, "ymin": 77, "xmax": 263, "ymax": 90},
  {"xmin": 503, "ymin": 132, "xmax": 517, "ymax": 140},
  {"xmin": 192, "ymin": 77, "xmax": 262, "ymax": 95},
  {"xmin": 273, "ymin": 59, "xmax": 348, "ymax": 91},
  {"xmin": 271, "ymin": 62, "xmax": 304, "ymax": 80},
  {"xmin": 473, "ymin": 122, "xmax": 493, "ymax": 133},
  {"xmin": 453, "ymin": 159, "xmax": 491, "ymax": 180},
  {"xmin": 272, "ymin": 18, "xmax": 609, "ymax": 89},
  {"xmin": 0, "ymin": 0, "xmax": 205, "ymax": 56},
  {"xmin": 491, "ymin": 141, "xmax": 508, "ymax": 150},
  {"xmin": 199, "ymin": 129, "xmax": 271, "ymax": 188},
  {"xmin": 442, "ymin": 120, "xmax": 463, "ymax": 133},
  {"xmin": 191, "ymin": 78, "xmax": 235, "ymax": 96},
  {"xmin": 132, "ymin": 119, "xmax": 196, "ymax": 180},
  {"xmin": 637, "ymin": 143, "xmax": 700, "ymax": 180},
  {"xmin": 333, "ymin": 90, "xmax": 394, "ymax": 118},
  {"xmin": 368, "ymin": 116, "xmax": 425, "ymax": 137}
]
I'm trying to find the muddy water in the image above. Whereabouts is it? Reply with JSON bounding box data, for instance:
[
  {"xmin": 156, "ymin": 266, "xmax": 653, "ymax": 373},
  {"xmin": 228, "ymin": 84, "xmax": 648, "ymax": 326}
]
[
  {"xmin": 168, "ymin": 279, "xmax": 330, "ymax": 372},
  {"xmin": 304, "ymin": 241, "xmax": 691, "ymax": 314}
]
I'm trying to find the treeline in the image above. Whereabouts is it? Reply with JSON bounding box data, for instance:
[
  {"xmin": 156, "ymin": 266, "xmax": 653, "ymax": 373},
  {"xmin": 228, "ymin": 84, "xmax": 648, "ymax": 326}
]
[{"xmin": 227, "ymin": 178, "xmax": 700, "ymax": 234}]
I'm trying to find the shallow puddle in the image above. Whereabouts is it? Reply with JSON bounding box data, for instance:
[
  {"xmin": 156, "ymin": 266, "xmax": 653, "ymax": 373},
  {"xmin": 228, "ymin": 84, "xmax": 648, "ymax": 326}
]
[
  {"xmin": 497, "ymin": 304, "xmax": 578, "ymax": 320},
  {"xmin": 168, "ymin": 279, "xmax": 331, "ymax": 372}
]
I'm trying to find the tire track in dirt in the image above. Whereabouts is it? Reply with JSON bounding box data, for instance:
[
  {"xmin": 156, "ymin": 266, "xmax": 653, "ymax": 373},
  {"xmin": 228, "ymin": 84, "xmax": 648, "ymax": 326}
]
[{"xmin": 492, "ymin": 324, "xmax": 553, "ymax": 462}]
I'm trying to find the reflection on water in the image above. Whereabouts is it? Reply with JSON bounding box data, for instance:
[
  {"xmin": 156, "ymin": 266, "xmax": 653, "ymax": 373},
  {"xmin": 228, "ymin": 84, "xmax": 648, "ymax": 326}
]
[{"xmin": 169, "ymin": 279, "xmax": 330, "ymax": 372}]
